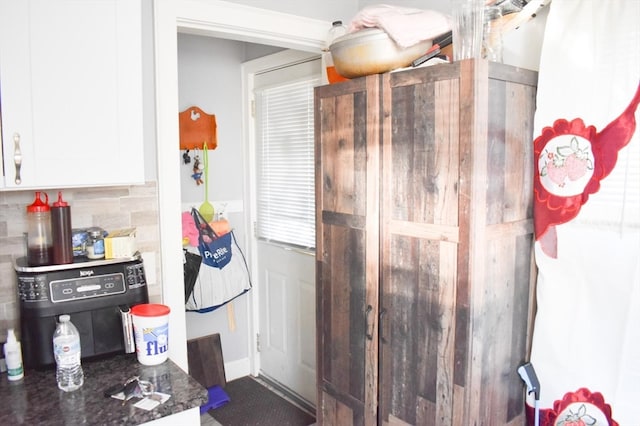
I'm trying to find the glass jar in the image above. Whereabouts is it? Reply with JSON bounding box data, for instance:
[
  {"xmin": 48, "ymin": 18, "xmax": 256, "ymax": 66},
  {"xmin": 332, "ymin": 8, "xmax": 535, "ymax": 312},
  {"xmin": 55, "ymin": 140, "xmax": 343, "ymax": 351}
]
[
  {"xmin": 482, "ymin": 5, "xmax": 503, "ymax": 62},
  {"xmin": 86, "ymin": 227, "xmax": 105, "ymax": 259}
]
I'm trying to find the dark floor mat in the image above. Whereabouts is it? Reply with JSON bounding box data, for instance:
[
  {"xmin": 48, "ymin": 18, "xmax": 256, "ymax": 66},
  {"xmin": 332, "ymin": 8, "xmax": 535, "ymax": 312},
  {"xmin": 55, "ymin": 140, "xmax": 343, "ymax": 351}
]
[{"xmin": 208, "ymin": 376, "xmax": 315, "ymax": 426}]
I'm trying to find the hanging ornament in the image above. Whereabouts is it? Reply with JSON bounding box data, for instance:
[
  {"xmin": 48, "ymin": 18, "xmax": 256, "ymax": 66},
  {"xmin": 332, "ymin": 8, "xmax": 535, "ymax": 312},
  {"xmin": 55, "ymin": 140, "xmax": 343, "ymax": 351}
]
[
  {"xmin": 191, "ymin": 154, "xmax": 203, "ymax": 185},
  {"xmin": 182, "ymin": 149, "xmax": 191, "ymax": 164}
]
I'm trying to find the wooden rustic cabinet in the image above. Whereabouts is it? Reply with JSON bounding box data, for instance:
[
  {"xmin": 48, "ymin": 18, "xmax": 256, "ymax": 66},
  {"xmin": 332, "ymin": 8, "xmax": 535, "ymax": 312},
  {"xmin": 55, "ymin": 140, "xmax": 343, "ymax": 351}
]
[{"xmin": 315, "ymin": 59, "xmax": 538, "ymax": 426}]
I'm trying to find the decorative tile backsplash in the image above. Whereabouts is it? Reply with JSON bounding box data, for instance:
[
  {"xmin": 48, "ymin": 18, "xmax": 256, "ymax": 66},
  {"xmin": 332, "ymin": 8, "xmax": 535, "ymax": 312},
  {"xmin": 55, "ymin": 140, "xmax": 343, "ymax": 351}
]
[{"xmin": 0, "ymin": 182, "xmax": 163, "ymax": 334}]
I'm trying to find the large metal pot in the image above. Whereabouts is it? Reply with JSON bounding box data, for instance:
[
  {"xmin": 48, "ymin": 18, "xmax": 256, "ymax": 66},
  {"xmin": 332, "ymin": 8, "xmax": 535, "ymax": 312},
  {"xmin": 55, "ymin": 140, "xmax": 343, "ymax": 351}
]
[{"xmin": 329, "ymin": 28, "xmax": 432, "ymax": 79}]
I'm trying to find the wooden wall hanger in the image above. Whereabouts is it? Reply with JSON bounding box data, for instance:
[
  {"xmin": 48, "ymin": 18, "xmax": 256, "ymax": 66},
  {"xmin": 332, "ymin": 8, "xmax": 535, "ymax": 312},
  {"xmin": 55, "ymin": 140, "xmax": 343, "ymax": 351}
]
[{"xmin": 179, "ymin": 106, "xmax": 218, "ymax": 150}]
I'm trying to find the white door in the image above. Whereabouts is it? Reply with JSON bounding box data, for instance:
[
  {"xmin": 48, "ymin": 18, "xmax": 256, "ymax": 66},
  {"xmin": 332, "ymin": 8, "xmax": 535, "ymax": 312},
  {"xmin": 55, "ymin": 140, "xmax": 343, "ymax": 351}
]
[
  {"xmin": 252, "ymin": 56, "xmax": 320, "ymax": 405},
  {"xmin": 257, "ymin": 243, "xmax": 316, "ymax": 404}
]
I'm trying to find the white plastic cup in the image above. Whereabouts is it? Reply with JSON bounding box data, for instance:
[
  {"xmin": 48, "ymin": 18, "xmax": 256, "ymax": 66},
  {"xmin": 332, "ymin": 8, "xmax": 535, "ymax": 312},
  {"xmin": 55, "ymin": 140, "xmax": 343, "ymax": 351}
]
[
  {"xmin": 452, "ymin": 0, "xmax": 485, "ymax": 61},
  {"xmin": 131, "ymin": 304, "xmax": 170, "ymax": 365}
]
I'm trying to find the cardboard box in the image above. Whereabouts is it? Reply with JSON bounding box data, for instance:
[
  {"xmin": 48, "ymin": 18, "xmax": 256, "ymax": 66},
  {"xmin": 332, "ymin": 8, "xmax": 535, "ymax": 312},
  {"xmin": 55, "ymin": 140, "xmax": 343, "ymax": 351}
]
[{"xmin": 105, "ymin": 228, "xmax": 137, "ymax": 259}]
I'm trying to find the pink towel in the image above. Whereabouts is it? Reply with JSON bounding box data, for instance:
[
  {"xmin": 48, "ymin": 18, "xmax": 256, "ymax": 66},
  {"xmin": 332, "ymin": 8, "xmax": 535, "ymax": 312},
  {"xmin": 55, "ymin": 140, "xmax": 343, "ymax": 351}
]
[{"xmin": 349, "ymin": 4, "xmax": 452, "ymax": 48}]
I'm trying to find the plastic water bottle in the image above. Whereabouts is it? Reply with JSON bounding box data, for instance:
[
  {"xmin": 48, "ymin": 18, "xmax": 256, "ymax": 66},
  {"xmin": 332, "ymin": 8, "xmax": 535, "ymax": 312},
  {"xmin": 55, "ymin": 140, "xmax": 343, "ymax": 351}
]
[{"xmin": 53, "ymin": 315, "xmax": 84, "ymax": 392}]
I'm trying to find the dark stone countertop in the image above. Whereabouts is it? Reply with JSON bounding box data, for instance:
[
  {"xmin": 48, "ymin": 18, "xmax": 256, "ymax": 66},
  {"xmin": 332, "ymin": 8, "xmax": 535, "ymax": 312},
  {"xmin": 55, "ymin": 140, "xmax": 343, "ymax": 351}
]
[{"xmin": 0, "ymin": 353, "xmax": 207, "ymax": 425}]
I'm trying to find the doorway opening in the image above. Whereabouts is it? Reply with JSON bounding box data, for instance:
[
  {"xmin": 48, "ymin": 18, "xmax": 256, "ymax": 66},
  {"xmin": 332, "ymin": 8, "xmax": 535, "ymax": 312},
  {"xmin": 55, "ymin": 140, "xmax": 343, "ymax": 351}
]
[{"xmin": 154, "ymin": 0, "xmax": 328, "ymax": 410}]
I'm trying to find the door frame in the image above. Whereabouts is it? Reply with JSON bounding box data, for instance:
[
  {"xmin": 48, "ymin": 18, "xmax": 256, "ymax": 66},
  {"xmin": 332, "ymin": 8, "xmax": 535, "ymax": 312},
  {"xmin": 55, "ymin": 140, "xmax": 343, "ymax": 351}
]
[{"xmin": 154, "ymin": 0, "xmax": 328, "ymax": 371}]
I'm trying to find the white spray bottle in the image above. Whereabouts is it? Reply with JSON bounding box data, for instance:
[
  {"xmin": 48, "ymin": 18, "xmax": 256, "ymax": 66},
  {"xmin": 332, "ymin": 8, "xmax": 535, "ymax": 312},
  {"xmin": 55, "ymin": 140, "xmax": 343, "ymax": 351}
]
[{"xmin": 4, "ymin": 329, "xmax": 24, "ymax": 381}]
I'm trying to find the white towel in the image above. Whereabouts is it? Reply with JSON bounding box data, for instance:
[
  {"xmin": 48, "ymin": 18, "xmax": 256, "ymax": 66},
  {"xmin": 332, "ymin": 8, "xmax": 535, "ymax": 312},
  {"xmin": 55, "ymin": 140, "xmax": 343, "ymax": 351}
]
[{"xmin": 348, "ymin": 4, "xmax": 452, "ymax": 48}]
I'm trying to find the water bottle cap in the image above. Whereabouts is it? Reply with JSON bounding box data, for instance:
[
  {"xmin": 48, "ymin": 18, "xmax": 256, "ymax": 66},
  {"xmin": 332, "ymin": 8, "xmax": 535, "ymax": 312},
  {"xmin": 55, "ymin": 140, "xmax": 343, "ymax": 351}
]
[
  {"xmin": 53, "ymin": 191, "xmax": 69, "ymax": 207},
  {"xmin": 27, "ymin": 191, "xmax": 50, "ymax": 213},
  {"xmin": 59, "ymin": 314, "xmax": 70, "ymax": 322}
]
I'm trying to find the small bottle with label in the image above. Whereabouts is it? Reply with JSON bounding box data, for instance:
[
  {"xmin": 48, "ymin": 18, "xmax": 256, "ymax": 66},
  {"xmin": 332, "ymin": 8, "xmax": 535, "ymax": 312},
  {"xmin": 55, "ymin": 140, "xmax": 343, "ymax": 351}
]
[
  {"xmin": 322, "ymin": 20, "xmax": 348, "ymax": 84},
  {"xmin": 86, "ymin": 227, "xmax": 105, "ymax": 259},
  {"xmin": 4, "ymin": 329, "xmax": 24, "ymax": 381}
]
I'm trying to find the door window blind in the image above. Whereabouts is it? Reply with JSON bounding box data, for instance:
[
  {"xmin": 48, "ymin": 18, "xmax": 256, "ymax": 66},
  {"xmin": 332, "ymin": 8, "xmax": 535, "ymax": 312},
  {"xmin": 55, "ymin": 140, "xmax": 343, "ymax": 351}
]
[{"xmin": 255, "ymin": 76, "xmax": 319, "ymax": 249}]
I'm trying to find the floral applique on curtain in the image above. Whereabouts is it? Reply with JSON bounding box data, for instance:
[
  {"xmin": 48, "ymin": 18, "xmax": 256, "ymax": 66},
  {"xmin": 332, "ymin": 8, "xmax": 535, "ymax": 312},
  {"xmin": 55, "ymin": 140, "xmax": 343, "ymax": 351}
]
[
  {"xmin": 526, "ymin": 388, "xmax": 619, "ymax": 426},
  {"xmin": 539, "ymin": 134, "xmax": 594, "ymax": 192},
  {"xmin": 534, "ymin": 82, "xmax": 640, "ymax": 258}
]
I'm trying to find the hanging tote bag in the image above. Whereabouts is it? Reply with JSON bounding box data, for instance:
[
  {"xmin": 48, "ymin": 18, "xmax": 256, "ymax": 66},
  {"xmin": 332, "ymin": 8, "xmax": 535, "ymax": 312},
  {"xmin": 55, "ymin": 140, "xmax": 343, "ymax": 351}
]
[{"xmin": 186, "ymin": 208, "xmax": 252, "ymax": 313}]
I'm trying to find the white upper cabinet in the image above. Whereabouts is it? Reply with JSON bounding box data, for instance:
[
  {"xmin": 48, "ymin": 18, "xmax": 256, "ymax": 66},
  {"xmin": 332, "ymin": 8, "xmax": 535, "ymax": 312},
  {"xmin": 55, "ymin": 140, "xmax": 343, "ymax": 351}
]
[{"xmin": 0, "ymin": 0, "xmax": 144, "ymax": 190}]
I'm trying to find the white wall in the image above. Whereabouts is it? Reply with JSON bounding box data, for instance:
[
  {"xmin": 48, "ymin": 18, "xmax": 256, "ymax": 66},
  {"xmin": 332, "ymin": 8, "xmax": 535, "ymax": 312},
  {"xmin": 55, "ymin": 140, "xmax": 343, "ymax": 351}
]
[
  {"xmin": 358, "ymin": 0, "xmax": 450, "ymax": 14},
  {"xmin": 227, "ymin": 0, "xmax": 358, "ymax": 23},
  {"xmin": 178, "ymin": 35, "xmax": 246, "ymax": 207}
]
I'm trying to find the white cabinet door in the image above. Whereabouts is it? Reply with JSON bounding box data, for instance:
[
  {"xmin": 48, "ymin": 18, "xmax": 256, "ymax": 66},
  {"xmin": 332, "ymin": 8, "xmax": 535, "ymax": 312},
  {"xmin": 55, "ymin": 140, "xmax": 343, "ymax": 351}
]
[{"xmin": 0, "ymin": 0, "xmax": 144, "ymax": 189}]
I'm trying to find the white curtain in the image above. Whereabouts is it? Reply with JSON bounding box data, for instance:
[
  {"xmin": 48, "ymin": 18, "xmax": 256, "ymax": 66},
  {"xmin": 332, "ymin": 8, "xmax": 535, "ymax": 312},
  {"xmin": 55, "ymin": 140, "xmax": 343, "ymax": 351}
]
[{"xmin": 528, "ymin": 1, "xmax": 640, "ymax": 425}]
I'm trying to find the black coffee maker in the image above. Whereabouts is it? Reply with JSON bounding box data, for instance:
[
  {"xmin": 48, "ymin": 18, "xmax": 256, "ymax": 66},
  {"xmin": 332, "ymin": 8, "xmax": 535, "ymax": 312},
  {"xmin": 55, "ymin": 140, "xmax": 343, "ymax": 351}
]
[{"xmin": 15, "ymin": 254, "xmax": 149, "ymax": 369}]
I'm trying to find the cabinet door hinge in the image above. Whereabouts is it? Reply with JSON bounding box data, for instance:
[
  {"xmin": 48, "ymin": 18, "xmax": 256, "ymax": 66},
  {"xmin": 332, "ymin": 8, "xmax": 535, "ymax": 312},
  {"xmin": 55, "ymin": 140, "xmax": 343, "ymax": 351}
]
[
  {"xmin": 256, "ymin": 333, "xmax": 261, "ymax": 352},
  {"xmin": 251, "ymin": 99, "xmax": 256, "ymax": 118}
]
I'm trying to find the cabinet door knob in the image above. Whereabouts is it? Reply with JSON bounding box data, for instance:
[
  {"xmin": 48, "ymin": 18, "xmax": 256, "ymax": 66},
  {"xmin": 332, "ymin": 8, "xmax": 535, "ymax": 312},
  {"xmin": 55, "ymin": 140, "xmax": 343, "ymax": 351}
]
[{"xmin": 13, "ymin": 133, "xmax": 22, "ymax": 185}]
